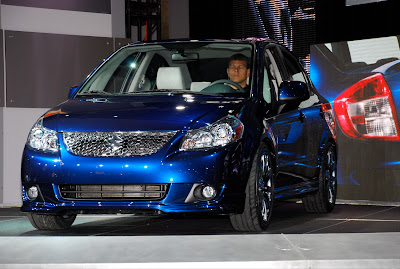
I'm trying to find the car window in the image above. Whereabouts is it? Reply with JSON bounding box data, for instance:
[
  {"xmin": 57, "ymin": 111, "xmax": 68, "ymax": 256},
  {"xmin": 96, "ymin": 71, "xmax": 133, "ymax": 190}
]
[
  {"xmin": 325, "ymin": 36, "xmax": 400, "ymax": 66},
  {"xmin": 265, "ymin": 48, "xmax": 283, "ymax": 102},
  {"xmin": 268, "ymin": 45, "xmax": 321, "ymax": 111},
  {"xmin": 137, "ymin": 53, "xmax": 169, "ymax": 91},
  {"xmin": 76, "ymin": 43, "xmax": 253, "ymax": 96},
  {"xmin": 86, "ymin": 52, "xmax": 145, "ymax": 94},
  {"xmin": 262, "ymin": 67, "xmax": 272, "ymax": 103},
  {"xmin": 263, "ymin": 49, "xmax": 280, "ymax": 104},
  {"xmin": 280, "ymin": 49, "xmax": 307, "ymax": 83}
]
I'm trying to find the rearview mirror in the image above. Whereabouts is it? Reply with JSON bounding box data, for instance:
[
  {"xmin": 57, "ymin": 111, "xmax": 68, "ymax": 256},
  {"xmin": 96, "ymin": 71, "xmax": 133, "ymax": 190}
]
[
  {"xmin": 172, "ymin": 52, "xmax": 199, "ymax": 62},
  {"xmin": 278, "ymin": 81, "xmax": 310, "ymax": 102}
]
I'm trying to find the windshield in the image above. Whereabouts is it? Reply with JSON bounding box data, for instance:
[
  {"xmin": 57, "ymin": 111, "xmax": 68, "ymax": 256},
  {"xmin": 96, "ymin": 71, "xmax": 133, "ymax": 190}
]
[{"xmin": 76, "ymin": 42, "xmax": 254, "ymax": 96}]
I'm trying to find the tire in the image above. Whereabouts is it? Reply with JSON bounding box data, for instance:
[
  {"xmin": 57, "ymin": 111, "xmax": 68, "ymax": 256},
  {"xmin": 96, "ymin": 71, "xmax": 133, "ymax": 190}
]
[
  {"xmin": 27, "ymin": 213, "xmax": 76, "ymax": 230},
  {"xmin": 302, "ymin": 142, "xmax": 337, "ymax": 213},
  {"xmin": 230, "ymin": 143, "xmax": 274, "ymax": 232}
]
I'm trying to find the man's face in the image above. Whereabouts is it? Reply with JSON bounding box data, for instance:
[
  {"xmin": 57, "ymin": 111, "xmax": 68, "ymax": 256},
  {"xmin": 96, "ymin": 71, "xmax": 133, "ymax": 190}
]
[{"xmin": 227, "ymin": 60, "xmax": 250, "ymax": 88}]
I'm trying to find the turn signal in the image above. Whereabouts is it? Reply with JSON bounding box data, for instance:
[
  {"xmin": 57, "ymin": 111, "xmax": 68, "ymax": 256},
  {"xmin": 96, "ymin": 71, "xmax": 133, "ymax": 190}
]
[{"xmin": 321, "ymin": 103, "xmax": 336, "ymax": 141}]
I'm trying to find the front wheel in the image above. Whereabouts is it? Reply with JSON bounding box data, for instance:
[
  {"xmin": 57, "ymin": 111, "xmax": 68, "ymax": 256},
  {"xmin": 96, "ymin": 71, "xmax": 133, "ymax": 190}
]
[
  {"xmin": 302, "ymin": 142, "xmax": 337, "ymax": 213},
  {"xmin": 230, "ymin": 143, "xmax": 274, "ymax": 232},
  {"xmin": 27, "ymin": 213, "xmax": 76, "ymax": 230}
]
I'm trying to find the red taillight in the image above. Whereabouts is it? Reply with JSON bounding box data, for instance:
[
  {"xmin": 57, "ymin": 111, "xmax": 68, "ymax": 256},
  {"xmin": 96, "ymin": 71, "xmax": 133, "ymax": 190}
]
[
  {"xmin": 333, "ymin": 73, "xmax": 399, "ymax": 140},
  {"xmin": 322, "ymin": 102, "xmax": 337, "ymax": 141}
]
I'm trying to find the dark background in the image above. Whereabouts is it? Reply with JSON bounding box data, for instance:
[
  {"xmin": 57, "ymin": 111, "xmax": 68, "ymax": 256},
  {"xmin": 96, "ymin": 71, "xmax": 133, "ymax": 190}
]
[
  {"xmin": 189, "ymin": 0, "xmax": 400, "ymax": 44},
  {"xmin": 2, "ymin": 0, "xmax": 111, "ymax": 13}
]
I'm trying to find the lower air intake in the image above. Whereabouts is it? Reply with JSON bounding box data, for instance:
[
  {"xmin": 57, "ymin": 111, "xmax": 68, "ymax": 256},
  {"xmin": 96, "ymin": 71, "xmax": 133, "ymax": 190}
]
[{"xmin": 58, "ymin": 184, "xmax": 169, "ymax": 200}]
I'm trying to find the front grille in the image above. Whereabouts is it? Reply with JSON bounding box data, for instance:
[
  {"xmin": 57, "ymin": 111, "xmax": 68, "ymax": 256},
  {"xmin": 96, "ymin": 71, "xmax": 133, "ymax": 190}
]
[
  {"xmin": 59, "ymin": 184, "xmax": 169, "ymax": 200},
  {"xmin": 63, "ymin": 131, "xmax": 177, "ymax": 157}
]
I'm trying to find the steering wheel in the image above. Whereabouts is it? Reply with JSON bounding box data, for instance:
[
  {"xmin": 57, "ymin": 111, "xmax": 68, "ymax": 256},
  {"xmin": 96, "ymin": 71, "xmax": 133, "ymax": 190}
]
[{"xmin": 209, "ymin": 79, "xmax": 246, "ymax": 93}]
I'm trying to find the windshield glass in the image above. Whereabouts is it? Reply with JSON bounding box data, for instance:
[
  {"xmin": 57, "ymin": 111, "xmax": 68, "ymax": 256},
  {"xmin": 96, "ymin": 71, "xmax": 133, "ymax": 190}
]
[{"xmin": 76, "ymin": 42, "xmax": 254, "ymax": 96}]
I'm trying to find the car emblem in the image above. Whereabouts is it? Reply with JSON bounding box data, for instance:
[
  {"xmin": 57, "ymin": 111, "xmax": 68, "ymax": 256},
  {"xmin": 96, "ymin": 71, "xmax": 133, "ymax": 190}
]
[{"xmin": 105, "ymin": 134, "xmax": 124, "ymax": 152}]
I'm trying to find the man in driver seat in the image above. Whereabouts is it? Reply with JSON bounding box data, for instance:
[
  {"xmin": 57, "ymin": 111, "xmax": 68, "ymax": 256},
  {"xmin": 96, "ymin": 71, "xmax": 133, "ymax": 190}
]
[{"xmin": 227, "ymin": 53, "xmax": 250, "ymax": 91}]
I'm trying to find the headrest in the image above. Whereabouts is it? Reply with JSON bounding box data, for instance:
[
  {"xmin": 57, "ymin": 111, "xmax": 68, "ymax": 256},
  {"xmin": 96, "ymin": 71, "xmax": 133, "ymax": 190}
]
[{"xmin": 156, "ymin": 67, "xmax": 185, "ymax": 90}]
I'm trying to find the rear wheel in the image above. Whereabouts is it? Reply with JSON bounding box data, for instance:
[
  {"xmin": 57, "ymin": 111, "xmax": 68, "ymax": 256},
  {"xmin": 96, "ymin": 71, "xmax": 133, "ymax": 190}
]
[
  {"xmin": 230, "ymin": 143, "xmax": 274, "ymax": 232},
  {"xmin": 27, "ymin": 213, "xmax": 76, "ymax": 230},
  {"xmin": 302, "ymin": 142, "xmax": 337, "ymax": 212}
]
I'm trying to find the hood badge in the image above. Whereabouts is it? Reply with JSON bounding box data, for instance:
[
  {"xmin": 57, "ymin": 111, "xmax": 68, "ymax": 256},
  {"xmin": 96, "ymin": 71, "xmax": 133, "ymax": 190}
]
[{"xmin": 105, "ymin": 134, "xmax": 124, "ymax": 152}]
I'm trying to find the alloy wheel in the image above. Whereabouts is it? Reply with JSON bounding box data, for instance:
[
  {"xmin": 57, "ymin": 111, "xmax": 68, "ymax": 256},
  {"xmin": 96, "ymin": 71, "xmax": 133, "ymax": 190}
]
[
  {"xmin": 258, "ymin": 152, "xmax": 273, "ymax": 222},
  {"xmin": 325, "ymin": 147, "xmax": 337, "ymax": 204}
]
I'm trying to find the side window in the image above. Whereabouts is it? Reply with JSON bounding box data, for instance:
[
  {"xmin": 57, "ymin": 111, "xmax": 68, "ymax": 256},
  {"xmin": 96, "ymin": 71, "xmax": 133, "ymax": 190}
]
[
  {"xmin": 262, "ymin": 67, "xmax": 271, "ymax": 103},
  {"xmin": 279, "ymin": 49, "xmax": 321, "ymax": 109},
  {"xmin": 280, "ymin": 50, "xmax": 307, "ymax": 83},
  {"xmin": 263, "ymin": 49, "xmax": 282, "ymax": 103}
]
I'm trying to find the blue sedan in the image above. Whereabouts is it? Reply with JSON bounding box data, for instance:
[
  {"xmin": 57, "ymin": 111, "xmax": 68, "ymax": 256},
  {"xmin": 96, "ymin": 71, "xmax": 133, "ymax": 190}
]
[{"xmin": 21, "ymin": 39, "xmax": 336, "ymax": 231}]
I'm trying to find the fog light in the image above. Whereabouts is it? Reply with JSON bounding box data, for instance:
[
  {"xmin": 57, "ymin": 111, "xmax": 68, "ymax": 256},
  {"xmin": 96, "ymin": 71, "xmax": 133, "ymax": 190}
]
[
  {"xmin": 194, "ymin": 185, "xmax": 216, "ymax": 201},
  {"xmin": 202, "ymin": 186, "xmax": 216, "ymax": 199},
  {"xmin": 27, "ymin": 186, "xmax": 39, "ymax": 201}
]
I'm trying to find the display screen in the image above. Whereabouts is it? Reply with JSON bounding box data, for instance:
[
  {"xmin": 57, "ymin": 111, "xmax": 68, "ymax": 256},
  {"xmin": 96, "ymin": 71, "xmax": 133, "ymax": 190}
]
[
  {"xmin": 233, "ymin": 0, "xmax": 315, "ymax": 73},
  {"xmin": 346, "ymin": 0, "xmax": 388, "ymax": 6},
  {"xmin": 311, "ymin": 36, "xmax": 400, "ymax": 202}
]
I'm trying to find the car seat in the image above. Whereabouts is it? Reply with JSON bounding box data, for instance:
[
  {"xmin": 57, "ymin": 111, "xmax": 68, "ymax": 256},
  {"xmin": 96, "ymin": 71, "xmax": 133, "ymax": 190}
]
[{"xmin": 156, "ymin": 67, "xmax": 186, "ymax": 90}]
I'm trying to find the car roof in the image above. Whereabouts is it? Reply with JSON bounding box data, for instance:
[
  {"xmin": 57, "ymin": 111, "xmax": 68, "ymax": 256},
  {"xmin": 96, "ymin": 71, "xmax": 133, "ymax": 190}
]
[{"xmin": 128, "ymin": 38, "xmax": 278, "ymax": 47}]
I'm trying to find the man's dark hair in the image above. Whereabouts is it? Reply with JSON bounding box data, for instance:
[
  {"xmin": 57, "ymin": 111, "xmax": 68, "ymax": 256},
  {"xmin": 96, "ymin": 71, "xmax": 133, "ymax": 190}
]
[{"xmin": 229, "ymin": 53, "xmax": 250, "ymax": 68}]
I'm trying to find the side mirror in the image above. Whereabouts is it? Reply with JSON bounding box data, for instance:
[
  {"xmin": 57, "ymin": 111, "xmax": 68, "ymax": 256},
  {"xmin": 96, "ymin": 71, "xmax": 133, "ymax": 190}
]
[
  {"xmin": 278, "ymin": 81, "xmax": 310, "ymax": 102},
  {"xmin": 68, "ymin": 86, "xmax": 79, "ymax": 99}
]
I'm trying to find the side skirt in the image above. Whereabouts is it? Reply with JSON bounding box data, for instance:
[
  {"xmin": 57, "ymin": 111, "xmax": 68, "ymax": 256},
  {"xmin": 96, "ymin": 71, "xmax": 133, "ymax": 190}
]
[{"xmin": 274, "ymin": 180, "xmax": 319, "ymax": 199}]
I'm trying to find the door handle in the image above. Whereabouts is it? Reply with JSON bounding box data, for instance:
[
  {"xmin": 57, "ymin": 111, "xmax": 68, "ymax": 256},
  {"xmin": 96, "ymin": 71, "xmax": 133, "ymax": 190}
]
[{"xmin": 298, "ymin": 111, "xmax": 306, "ymax": 122}]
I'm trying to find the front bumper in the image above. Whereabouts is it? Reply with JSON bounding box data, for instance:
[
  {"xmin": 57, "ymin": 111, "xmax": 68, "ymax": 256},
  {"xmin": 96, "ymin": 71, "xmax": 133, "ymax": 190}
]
[
  {"xmin": 21, "ymin": 183, "xmax": 243, "ymax": 214},
  {"xmin": 21, "ymin": 142, "xmax": 247, "ymax": 214}
]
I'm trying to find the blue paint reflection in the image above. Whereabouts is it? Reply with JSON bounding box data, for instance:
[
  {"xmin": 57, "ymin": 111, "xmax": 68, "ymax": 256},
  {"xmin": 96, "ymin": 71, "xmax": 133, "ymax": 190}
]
[
  {"xmin": 310, "ymin": 62, "xmax": 321, "ymax": 90},
  {"xmin": 384, "ymin": 161, "xmax": 400, "ymax": 166},
  {"xmin": 338, "ymin": 170, "xmax": 360, "ymax": 185}
]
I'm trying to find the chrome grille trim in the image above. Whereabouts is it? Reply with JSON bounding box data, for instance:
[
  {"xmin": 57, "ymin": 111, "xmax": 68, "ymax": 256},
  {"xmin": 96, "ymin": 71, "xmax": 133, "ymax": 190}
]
[
  {"xmin": 58, "ymin": 184, "xmax": 169, "ymax": 200},
  {"xmin": 63, "ymin": 131, "xmax": 177, "ymax": 157}
]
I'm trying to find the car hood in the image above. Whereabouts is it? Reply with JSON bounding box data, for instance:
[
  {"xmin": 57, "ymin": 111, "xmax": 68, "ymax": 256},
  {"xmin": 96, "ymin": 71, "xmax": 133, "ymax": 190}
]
[{"xmin": 43, "ymin": 94, "xmax": 248, "ymax": 132}]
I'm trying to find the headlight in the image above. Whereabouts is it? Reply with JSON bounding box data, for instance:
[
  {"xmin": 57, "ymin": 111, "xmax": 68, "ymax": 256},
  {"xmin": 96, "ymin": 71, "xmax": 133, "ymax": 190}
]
[
  {"xmin": 180, "ymin": 115, "xmax": 244, "ymax": 150},
  {"xmin": 27, "ymin": 118, "xmax": 59, "ymax": 153}
]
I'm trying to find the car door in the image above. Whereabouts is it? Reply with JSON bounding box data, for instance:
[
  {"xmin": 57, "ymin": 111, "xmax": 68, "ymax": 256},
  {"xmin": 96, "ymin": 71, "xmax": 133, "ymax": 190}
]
[{"xmin": 263, "ymin": 45, "xmax": 324, "ymax": 193}]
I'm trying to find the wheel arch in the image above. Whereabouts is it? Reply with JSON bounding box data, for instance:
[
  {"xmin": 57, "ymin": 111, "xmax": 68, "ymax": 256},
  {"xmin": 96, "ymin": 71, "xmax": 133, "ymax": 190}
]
[
  {"xmin": 318, "ymin": 136, "xmax": 337, "ymax": 168},
  {"xmin": 261, "ymin": 134, "xmax": 278, "ymax": 181}
]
